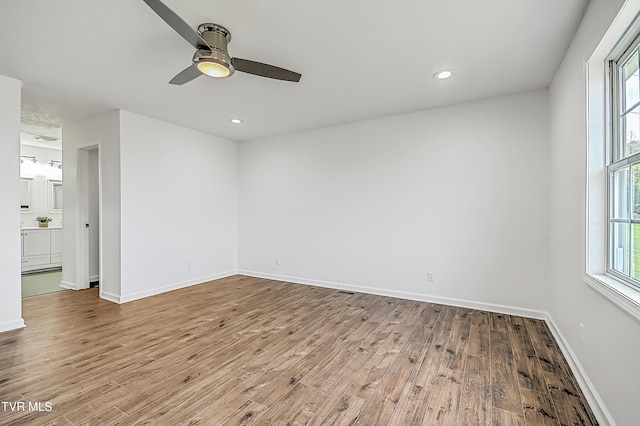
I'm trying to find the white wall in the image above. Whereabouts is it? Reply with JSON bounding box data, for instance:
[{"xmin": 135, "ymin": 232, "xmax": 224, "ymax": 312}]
[
  {"xmin": 0, "ymin": 75, "xmax": 24, "ymax": 332},
  {"xmin": 118, "ymin": 111, "xmax": 237, "ymax": 302},
  {"xmin": 19, "ymin": 144, "xmax": 63, "ymax": 228},
  {"xmin": 63, "ymin": 109, "xmax": 238, "ymax": 303},
  {"xmin": 239, "ymin": 90, "xmax": 550, "ymax": 313},
  {"xmin": 549, "ymin": 0, "xmax": 639, "ymax": 424},
  {"xmin": 63, "ymin": 110, "xmax": 121, "ymax": 299}
]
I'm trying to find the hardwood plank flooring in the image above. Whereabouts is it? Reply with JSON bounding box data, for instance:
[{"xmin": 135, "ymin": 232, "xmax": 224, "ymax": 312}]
[{"xmin": 0, "ymin": 275, "xmax": 598, "ymax": 425}]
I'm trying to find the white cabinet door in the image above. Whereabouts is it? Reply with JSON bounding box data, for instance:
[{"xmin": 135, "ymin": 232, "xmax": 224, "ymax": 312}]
[
  {"xmin": 22, "ymin": 229, "xmax": 50, "ymax": 257},
  {"xmin": 50, "ymin": 229, "xmax": 63, "ymax": 255}
]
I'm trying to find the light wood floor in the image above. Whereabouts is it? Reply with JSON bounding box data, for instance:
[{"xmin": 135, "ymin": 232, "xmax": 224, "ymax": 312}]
[{"xmin": 0, "ymin": 275, "xmax": 597, "ymax": 425}]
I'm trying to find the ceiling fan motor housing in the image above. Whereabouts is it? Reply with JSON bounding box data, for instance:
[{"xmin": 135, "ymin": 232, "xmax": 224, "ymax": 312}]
[{"xmin": 193, "ymin": 23, "xmax": 234, "ymax": 76}]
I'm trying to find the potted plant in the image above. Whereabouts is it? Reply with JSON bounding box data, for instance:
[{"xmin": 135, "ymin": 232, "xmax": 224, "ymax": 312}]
[{"xmin": 36, "ymin": 217, "xmax": 52, "ymax": 228}]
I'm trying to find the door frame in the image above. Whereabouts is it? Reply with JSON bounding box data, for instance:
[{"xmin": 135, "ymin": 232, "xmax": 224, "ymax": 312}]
[{"xmin": 76, "ymin": 143, "xmax": 102, "ymax": 294}]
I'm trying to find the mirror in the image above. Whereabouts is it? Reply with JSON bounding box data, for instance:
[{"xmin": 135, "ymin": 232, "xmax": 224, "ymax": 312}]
[
  {"xmin": 48, "ymin": 179, "xmax": 63, "ymax": 211},
  {"xmin": 20, "ymin": 178, "xmax": 32, "ymax": 211}
]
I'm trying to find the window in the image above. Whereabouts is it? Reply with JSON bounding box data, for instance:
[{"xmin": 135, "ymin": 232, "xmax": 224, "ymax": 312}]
[
  {"xmin": 609, "ymin": 35, "xmax": 640, "ymax": 288},
  {"xmin": 586, "ymin": 1, "xmax": 640, "ymax": 322}
]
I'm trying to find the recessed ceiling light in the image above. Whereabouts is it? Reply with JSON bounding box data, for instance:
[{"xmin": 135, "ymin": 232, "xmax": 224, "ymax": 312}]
[
  {"xmin": 230, "ymin": 118, "xmax": 243, "ymax": 124},
  {"xmin": 434, "ymin": 70, "xmax": 454, "ymax": 80}
]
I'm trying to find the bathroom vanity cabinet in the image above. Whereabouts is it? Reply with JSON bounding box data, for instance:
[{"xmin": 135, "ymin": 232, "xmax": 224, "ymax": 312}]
[{"xmin": 21, "ymin": 227, "xmax": 62, "ymax": 273}]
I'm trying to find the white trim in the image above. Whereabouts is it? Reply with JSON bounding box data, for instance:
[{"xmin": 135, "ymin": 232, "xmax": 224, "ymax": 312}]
[
  {"xmin": 117, "ymin": 271, "xmax": 237, "ymax": 304},
  {"xmin": 545, "ymin": 313, "xmax": 616, "ymax": 425},
  {"xmin": 237, "ymin": 270, "xmax": 548, "ymax": 319},
  {"xmin": 584, "ymin": 274, "xmax": 640, "ymax": 323},
  {"xmin": 75, "ymin": 141, "xmax": 103, "ymax": 294},
  {"xmin": 0, "ymin": 318, "xmax": 26, "ymax": 333},
  {"xmin": 586, "ymin": 0, "xmax": 640, "ymax": 297},
  {"xmin": 76, "ymin": 146, "xmax": 94, "ymax": 291},
  {"xmin": 59, "ymin": 280, "xmax": 78, "ymax": 290},
  {"xmin": 89, "ymin": 275, "xmax": 100, "ymax": 282},
  {"xmin": 100, "ymin": 290, "xmax": 121, "ymax": 304}
]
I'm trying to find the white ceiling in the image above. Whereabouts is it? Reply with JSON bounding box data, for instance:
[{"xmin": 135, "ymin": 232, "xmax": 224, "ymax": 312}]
[{"xmin": 0, "ymin": 0, "xmax": 588, "ymax": 142}]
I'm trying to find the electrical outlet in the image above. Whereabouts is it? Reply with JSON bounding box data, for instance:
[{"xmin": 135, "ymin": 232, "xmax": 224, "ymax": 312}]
[
  {"xmin": 579, "ymin": 322, "xmax": 585, "ymax": 344},
  {"xmin": 275, "ymin": 258, "xmax": 281, "ymax": 266},
  {"xmin": 426, "ymin": 271, "xmax": 435, "ymax": 283}
]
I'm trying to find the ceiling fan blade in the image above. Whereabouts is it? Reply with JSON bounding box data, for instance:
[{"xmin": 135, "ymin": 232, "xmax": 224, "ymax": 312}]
[
  {"xmin": 232, "ymin": 58, "xmax": 301, "ymax": 82},
  {"xmin": 169, "ymin": 64, "xmax": 201, "ymax": 85},
  {"xmin": 143, "ymin": 0, "xmax": 208, "ymax": 49}
]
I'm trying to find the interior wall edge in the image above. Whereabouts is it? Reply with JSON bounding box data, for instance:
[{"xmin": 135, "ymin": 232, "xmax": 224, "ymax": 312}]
[{"xmin": 0, "ymin": 74, "xmax": 23, "ymax": 334}]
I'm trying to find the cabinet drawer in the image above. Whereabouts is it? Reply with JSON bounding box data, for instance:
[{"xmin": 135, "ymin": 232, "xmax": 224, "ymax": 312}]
[
  {"xmin": 21, "ymin": 255, "xmax": 51, "ymax": 269},
  {"xmin": 22, "ymin": 255, "xmax": 51, "ymax": 271}
]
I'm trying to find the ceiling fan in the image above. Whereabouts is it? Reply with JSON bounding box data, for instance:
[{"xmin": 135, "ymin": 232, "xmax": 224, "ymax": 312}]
[{"xmin": 142, "ymin": 0, "xmax": 302, "ymax": 85}]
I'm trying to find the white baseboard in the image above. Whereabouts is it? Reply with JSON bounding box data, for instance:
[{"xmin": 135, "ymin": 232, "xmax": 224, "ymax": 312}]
[
  {"xmin": 59, "ymin": 280, "xmax": 78, "ymax": 290},
  {"xmin": 117, "ymin": 271, "xmax": 237, "ymax": 304},
  {"xmin": 237, "ymin": 270, "xmax": 548, "ymax": 319},
  {"xmin": 238, "ymin": 269, "xmax": 612, "ymax": 425},
  {"xmin": 544, "ymin": 314, "xmax": 615, "ymax": 425},
  {"xmin": 100, "ymin": 290, "xmax": 121, "ymax": 304},
  {"xmin": 0, "ymin": 318, "xmax": 26, "ymax": 333},
  {"xmin": 89, "ymin": 275, "xmax": 100, "ymax": 282}
]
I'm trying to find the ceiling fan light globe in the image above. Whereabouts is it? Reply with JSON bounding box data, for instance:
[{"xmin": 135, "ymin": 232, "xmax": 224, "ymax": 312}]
[
  {"xmin": 197, "ymin": 60, "xmax": 231, "ymax": 78},
  {"xmin": 193, "ymin": 48, "xmax": 234, "ymax": 78}
]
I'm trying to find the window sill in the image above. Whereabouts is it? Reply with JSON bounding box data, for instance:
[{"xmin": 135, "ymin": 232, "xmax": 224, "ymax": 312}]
[{"xmin": 584, "ymin": 274, "xmax": 640, "ymax": 323}]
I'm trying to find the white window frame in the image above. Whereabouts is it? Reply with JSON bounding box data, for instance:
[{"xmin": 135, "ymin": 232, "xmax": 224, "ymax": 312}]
[
  {"xmin": 585, "ymin": 2, "xmax": 640, "ymax": 323},
  {"xmin": 606, "ymin": 35, "xmax": 640, "ymax": 288}
]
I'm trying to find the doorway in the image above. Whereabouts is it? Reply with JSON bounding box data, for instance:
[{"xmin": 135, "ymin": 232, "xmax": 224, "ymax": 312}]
[
  {"xmin": 77, "ymin": 145, "xmax": 101, "ymax": 292},
  {"xmin": 19, "ymin": 138, "xmax": 65, "ymax": 298}
]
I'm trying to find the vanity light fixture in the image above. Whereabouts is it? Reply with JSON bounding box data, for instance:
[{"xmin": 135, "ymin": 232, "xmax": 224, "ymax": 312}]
[
  {"xmin": 20, "ymin": 155, "xmax": 37, "ymax": 164},
  {"xmin": 433, "ymin": 69, "xmax": 454, "ymax": 80},
  {"xmin": 49, "ymin": 160, "xmax": 62, "ymax": 169},
  {"xmin": 230, "ymin": 118, "xmax": 243, "ymax": 124}
]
